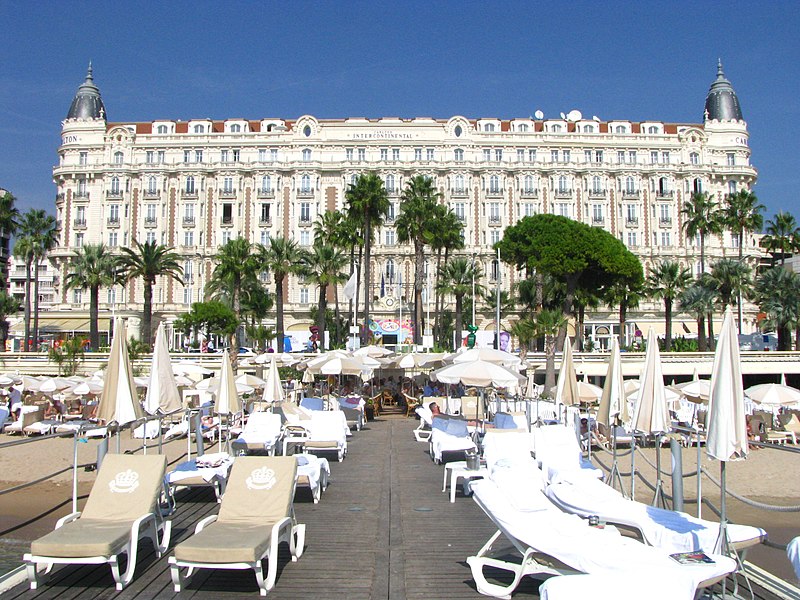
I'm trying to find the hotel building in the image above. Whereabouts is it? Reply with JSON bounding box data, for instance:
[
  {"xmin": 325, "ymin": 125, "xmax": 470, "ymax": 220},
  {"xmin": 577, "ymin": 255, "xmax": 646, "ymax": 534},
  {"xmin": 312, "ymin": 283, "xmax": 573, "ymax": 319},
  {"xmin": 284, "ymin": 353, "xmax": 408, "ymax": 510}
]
[{"xmin": 47, "ymin": 62, "xmax": 759, "ymax": 349}]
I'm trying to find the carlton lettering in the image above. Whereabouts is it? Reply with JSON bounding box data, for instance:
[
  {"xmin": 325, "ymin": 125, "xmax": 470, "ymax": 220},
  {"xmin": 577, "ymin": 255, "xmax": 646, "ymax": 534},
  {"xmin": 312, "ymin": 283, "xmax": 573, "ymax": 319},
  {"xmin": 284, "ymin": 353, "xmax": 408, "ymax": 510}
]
[{"xmin": 62, "ymin": 135, "xmax": 79, "ymax": 144}]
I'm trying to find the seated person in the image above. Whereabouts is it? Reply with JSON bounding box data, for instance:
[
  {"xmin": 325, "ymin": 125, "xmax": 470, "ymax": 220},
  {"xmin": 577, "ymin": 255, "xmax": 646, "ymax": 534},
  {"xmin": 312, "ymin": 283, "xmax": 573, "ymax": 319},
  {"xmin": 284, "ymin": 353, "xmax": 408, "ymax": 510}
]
[
  {"xmin": 44, "ymin": 398, "xmax": 65, "ymax": 419},
  {"xmin": 430, "ymin": 402, "xmax": 442, "ymax": 417}
]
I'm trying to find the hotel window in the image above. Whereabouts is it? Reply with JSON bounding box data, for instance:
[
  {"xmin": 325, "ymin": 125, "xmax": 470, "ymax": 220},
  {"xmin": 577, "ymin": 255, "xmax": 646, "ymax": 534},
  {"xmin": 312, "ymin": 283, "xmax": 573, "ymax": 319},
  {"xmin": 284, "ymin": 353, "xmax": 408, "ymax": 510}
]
[
  {"xmin": 453, "ymin": 203, "xmax": 466, "ymax": 222},
  {"xmin": 583, "ymin": 124, "xmax": 595, "ymax": 133},
  {"xmin": 302, "ymin": 148, "xmax": 311, "ymax": 162},
  {"xmin": 385, "ymin": 258, "xmax": 395, "ymax": 282},
  {"xmin": 626, "ymin": 204, "xmax": 637, "ymax": 222},
  {"xmin": 660, "ymin": 231, "xmax": 671, "ymax": 246},
  {"xmin": 727, "ymin": 153, "xmax": 735, "ymax": 166},
  {"xmin": 260, "ymin": 175, "xmax": 272, "ymax": 192},
  {"xmin": 350, "ymin": 174, "xmax": 358, "ymax": 186},
  {"xmin": 483, "ymin": 149, "xmax": 491, "ymax": 162},
  {"xmin": 183, "ymin": 231, "xmax": 194, "ymax": 246},
  {"xmin": 195, "ymin": 150, "xmax": 203, "ymax": 163},
  {"xmin": 221, "ymin": 149, "xmax": 229, "ymax": 163},
  {"xmin": 454, "ymin": 175, "xmax": 465, "ymax": 192},
  {"xmin": 357, "ymin": 148, "xmax": 365, "ymax": 161},
  {"xmin": 490, "ymin": 259, "xmax": 500, "ymax": 280},
  {"xmin": 557, "ymin": 203, "xmax": 570, "ymax": 217},
  {"xmin": 107, "ymin": 288, "xmax": 116, "ymax": 305},
  {"xmin": 223, "ymin": 177, "xmax": 234, "ymax": 193},
  {"xmin": 145, "ymin": 204, "xmax": 157, "ymax": 222},
  {"xmin": 484, "ymin": 123, "xmax": 496, "ymax": 132},
  {"xmin": 270, "ymin": 148, "xmax": 278, "ymax": 162},
  {"xmin": 594, "ymin": 150, "xmax": 603, "ymax": 163},
  {"xmin": 300, "ymin": 175, "xmax": 311, "ymax": 193},
  {"xmin": 494, "ymin": 149, "xmax": 502, "ymax": 162},
  {"xmin": 520, "ymin": 202, "xmax": 535, "ymax": 218},
  {"xmin": 346, "ymin": 148, "xmax": 354, "ymax": 161},
  {"xmin": 260, "ymin": 231, "xmax": 270, "ymax": 245},
  {"xmin": 387, "ymin": 202, "xmax": 396, "ymax": 221},
  {"xmin": 113, "ymin": 151, "xmax": 123, "ymax": 165},
  {"xmin": 75, "ymin": 205, "xmax": 86, "ymax": 225},
  {"xmin": 193, "ymin": 124, "xmax": 205, "ymax": 133},
  {"xmin": 156, "ymin": 125, "xmax": 168, "ymax": 134},
  {"xmin": 489, "ymin": 203, "xmax": 501, "ymax": 222},
  {"xmin": 523, "ymin": 175, "xmax": 534, "ymax": 193},
  {"xmin": 230, "ymin": 124, "xmax": 242, "ymax": 133},
  {"xmin": 109, "ymin": 204, "xmax": 120, "ymax": 222},
  {"xmin": 625, "ymin": 177, "xmax": 636, "ymax": 194},
  {"xmin": 183, "ymin": 287, "xmax": 193, "ymax": 305},
  {"xmin": 592, "ymin": 205, "xmax": 603, "ymax": 222},
  {"xmin": 728, "ymin": 180, "xmax": 737, "ymax": 194},
  {"xmin": 146, "ymin": 231, "xmax": 156, "ymax": 244},
  {"xmin": 108, "ymin": 232, "xmax": 118, "ymax": 247},
  {"xmin": 650, "ymin": 151, "xmax": 659, "ymax": 164},
  {"xmin": 517, "ymin": 123, "xmax": 529, "ymax": 132},
  {"xmin": 300, "ymin": 287, "xmax": 309, "ymax": 304},
  {"xmin": 591, "ymin": 176, "xmax": 602, "ymax": 194},
  {"xmin": 300, "ymin": 230, "xmax": 310, "ymax": 246},
  {"xmin": 627, "ymin": 232, "xmax": 638, "ymax": 247},
  {"xmin": 563, "ymin": 150, "xmax": 571, "ymax": 162},
  {"xmin": 73, "ymin": 288, "xmax": 82, "ymax": 304},
  {"xmin": 184, "ymin": 203, "xmax": 195, "ymax": 220},
  {"xmin": 648, "ymin": 125, "xmax": 659, "ymax": 134},
  {"xmin": 392, "ymin": 148, "xmax": 400, "ymax": 161},
  {"xmin": 380, "ymin": 148, "xmax": 388, "ymax": 161},
  {"xmin": 427, "ymin": 148, "xmax": 435, "ymax": 161},
  {"xmin": 454, "ymin": 148, "xmax": 464, "ymax": 161},
  {"xmin": 584, "ymin": 150, "xmax": 592, "ymax": 163},
  {"xmin": 221, "ymin": 231, "xmax": 231, "ymax": 244},
  {"xmin": 551, "ymin": 150, "xmax": 559, "ymax": 163},
  {"xmin": 517, "ymin": 149, "xmax": 524, "ymax": 162},
  {"xmin": 557, "ymin": 176, "xmax": 568, "ymax": 193},
  {"xmin": 489, "ymin": 175, "xmax": 500, "ymax": 193},
  {"xmin": 414, "ymin": 148, "xmax": 422, "ymax": 161},
  {"xmin": 300, "ymin": 202, "xmax": 311, "ymax": 222},
  {"xmin": 660, "ymin": 204, "xmax": 671, "ymax": 222},
  {"xmin": 661, "ymin": 151, "xmax": 670, "ymax": 164},
  {"xmin": 386, "ymin": 175, "xmax": 395, "ymax": 193},
  {"xmin": 157, "ymin": 151, "xmax": 165, "ymax": 163},
  {"xmin": 693, "ymin": 178, "xmax": 703, "ymax": 194},
  {"xmin": 385, "ymin": 229, "xmax": 395, "ymax": 246},
  {"xmin": 628, "ymin": 151, "xmax": 636, "ymax": 164},
  {"xmin": 258, "ymin": 149, "xmax": 267, "ymax": 162},
  {"xmin": 260, "ymin": 203, "xmax": 271, "ymax": 222},
  {"xmin": 690, "ymin": 152, "xmax": 699, "ymax": 165},
  {"xmin": 78, "ymin": 179, "xmax": 87, "ymax": 196},
  {"xmin": 617, "ymin": 151, "xmax": 626, "ymax": 164},
  {"xmin": 550, "ymin": 124, "xmax": 562, "ymax": 132},
  {"xmin": 182, "ymin": 150, "xmax": 191, "ymax": 163},
  {"xmin": 110, "ymin": 177, "xmax": 121, "ymax": 195},
  {"xmin": 528, "ymin": 149, "xmax": 537, "ymax": 162},
  {"xmin": 147, "ymin": 177, "xmax": 157, "ymax": 194},
  {"xmin": 76, "ymin": 151, "xmax": 87, "ymax": 167}
]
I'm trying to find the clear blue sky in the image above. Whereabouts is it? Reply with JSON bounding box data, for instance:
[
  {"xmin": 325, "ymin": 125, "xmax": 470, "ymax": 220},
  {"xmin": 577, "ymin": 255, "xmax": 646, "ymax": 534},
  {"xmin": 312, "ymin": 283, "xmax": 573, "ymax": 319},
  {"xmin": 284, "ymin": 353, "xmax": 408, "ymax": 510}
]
[{"xmin": 1, "ymin": 1, "xmax": 798, "ymax": 221}]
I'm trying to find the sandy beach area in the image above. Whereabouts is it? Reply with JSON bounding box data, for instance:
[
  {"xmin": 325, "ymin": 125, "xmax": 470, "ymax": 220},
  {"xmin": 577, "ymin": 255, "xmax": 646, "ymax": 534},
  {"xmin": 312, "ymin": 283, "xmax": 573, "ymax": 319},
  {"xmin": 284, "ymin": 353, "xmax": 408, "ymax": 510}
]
[{"xmin": 0, "ymin": 429, "xmax": 798, "ymax": 585}]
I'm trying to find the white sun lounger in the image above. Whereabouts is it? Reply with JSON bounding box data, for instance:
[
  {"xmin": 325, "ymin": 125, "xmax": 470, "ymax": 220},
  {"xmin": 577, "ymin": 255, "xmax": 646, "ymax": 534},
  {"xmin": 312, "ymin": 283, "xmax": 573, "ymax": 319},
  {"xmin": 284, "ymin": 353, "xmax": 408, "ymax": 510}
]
[
  {"xmin": 304, "ymin": 411, "xmax": 348, "ymax": 461},
  {"xmin": 232, "ymin": 412, "xmax": 283, "ymax": 456},
  {"xmin": 167, "ymin": 452, "xmax": 233, "ymax": 503},
  {"xmin": 545, "ymin": 475, "xmax": 766, "ymax": 555},
  {"xmin": 429, "ymin": 415, "xmax": 477, "ymax": 464},
  {"xmin": 467, "ymin": 473, "xmax": 736, "ymax": 600},
  {"xmin": 24, "ymin": 453, "xmax": 171, "ymax": 591},
  {"xmin": 532, "ymin": 424, "xmax": 603, "ymax": 483},
  {"xmin": 169, "ymin": 456, "xmax": 305, "ymax": 596},
  {"xmin": 294, "ymin": 453, "xmax": 330, "ymax": 503}
]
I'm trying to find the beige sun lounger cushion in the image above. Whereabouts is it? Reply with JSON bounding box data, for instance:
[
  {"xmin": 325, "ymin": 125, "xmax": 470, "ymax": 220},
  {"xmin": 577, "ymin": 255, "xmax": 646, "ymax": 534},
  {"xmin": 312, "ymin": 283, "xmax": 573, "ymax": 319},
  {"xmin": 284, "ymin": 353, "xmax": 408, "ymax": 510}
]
[{"xmin": 173, "ymin": 456, "xmax": 297, "ymax": 564}]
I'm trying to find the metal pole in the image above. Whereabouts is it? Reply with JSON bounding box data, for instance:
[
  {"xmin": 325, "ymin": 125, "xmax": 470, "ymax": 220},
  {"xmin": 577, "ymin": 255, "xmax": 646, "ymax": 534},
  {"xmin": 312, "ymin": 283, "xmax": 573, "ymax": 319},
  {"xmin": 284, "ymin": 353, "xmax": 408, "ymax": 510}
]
[
  {"xmin": 471, "ymin": 253, "xmax": 476, "ymax": 328},
  {"xmin": 670, "ymin": 438, "xmax": 684, "ymax": 512},
  {"xmin": 72, "ymin": 428, "xmax": 82, "ymax": 513},
  {"xmin": 697, "ymin": 429, "xmax": 702, "ymax": 518},
  {"xmin": 495, "ymin": 247, "xmax": 501, "ymax": 349}
]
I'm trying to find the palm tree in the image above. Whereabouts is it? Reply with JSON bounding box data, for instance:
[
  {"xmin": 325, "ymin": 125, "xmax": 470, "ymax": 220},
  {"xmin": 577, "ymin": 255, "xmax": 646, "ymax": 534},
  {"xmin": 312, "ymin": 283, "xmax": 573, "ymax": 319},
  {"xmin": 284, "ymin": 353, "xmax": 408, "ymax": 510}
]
[
  {"xmin": 754, "ymin": 267, "xmax": 800, "ymax": 350},
  {"xmin": 438, "ymin": 257, "xmax": 482, "ymax": 350},
  {"xmin": 646, "ymin": 260, "xmax": 692, "ymax": 351},
  {"xmin": 0, "ymin": 191, "xmax": 19, "ymax": 291},
  {"xmin": 681, "ymin": 191, "xmax": 723, "ymax": 274},
  {"xmin": 11, "ymin": 236, "xmax": 34, "ymax": 351},
  {"xmin": 345, "ymin": 173, "xmax": 389, "ymax": 342},
  {"xmin": 301, "ymin": 244, "xmax": 348, "ymax": 345},
  {"xmin": 707, "ymin": 258, "xmax": 752, "ymax": 314},
  {"xmin": 396, "ymin": 175, "xmax": 441, "ymax": 344},
  {"xmin": 530, "ymin": 309, "xmax": 568, "ymax": 393},
  {"xmin": 429, "ymin": 206, "xmax": 464, "ymax": 340},
  {"xmin": 64, "ymin": 244, "xmax": 120, "ymax": 350},
  {"xmin": 680, "ymin": 281, "xmax": 715, "ymax": 351},
  {"xmin": 760, "ymin": 211, "xmax": 800, "ymax": 266},
  {"xmin": 723, "ymin": 189, "xmax": 764, "ymax": 261},
  {"xmin": 604, "ymin": 278, "xmax": 642, "ymax": 348},
  {"xmin": 259, "ymin": 236, "xmax": 303, "ymax": 352},
  {"xmin": 0, "ymin": 291, "xmax": 20, "ymax": 352},
  {"xmin": 207, "ymin": 238, "xmax": 260, "ymax": 352},
  {"xmin": 30, "ymin": 212, "xmax": 58, "ymax": 351},
  {"xmin": 117, "ymin": 240, "xmax": 183, "ymax": 347},
  {"xmin": 314, "ymin": 210, "xmax": 353, "ymax": 341}
]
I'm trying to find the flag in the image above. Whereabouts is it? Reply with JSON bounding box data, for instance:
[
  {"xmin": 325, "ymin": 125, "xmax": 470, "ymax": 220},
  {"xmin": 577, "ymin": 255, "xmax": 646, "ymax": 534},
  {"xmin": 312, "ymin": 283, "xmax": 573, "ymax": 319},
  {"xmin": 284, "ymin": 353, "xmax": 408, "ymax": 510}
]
[
  {"xmin": 380, "ymin": 273, "xmax": 386, "ymax": 297},
  {"xmin": 343, "ymin": 271, "xmax": 357, "ymax": 301}
]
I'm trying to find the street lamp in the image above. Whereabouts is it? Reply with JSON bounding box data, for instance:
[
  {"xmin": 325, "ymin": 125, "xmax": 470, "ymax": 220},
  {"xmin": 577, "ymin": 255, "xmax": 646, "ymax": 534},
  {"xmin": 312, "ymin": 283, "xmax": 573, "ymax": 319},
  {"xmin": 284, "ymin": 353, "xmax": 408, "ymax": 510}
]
[{"xmin": 471, "ymin": 252, "xmax": 477, "ymax": 327}]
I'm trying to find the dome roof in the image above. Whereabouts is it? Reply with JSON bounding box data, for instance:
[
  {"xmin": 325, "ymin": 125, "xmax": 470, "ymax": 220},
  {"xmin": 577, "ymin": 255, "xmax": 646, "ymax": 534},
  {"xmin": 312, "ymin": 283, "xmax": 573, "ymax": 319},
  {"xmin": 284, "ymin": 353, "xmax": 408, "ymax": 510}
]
[
  {"xmin": 66, "ymin": 63, "xmax": 106, "ymax": 121},
  {"xmin": 704, "ymin": 60, "xmax": 742, "ymax": 122}
]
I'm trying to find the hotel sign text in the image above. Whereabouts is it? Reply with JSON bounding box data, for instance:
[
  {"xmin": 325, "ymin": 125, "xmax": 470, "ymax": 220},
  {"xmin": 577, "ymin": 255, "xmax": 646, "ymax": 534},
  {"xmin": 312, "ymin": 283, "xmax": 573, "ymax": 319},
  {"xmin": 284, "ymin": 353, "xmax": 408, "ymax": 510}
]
[{"xmin": 350, "ymin": 131, "xmax": 415, "ymax": 140}]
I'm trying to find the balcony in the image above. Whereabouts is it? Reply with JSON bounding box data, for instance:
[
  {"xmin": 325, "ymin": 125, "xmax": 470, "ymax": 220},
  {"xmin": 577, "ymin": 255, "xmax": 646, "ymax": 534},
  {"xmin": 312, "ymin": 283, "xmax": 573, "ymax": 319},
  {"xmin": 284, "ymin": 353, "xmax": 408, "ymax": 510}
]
[
  {"xmin": 485, "ymin": 188, "xmax": 504, "ymax": 198},
  {"xmin": 181, "ymin": 190, "xmax": 198, "ymax": 199},
  {"xmin": 257, "ymin": 188, "xmax": 274, "ymax": 198},
  {"xmin": 384, "ymin": 215, "xmax": 396, "ymax": 225},
  {"xmin": 73, "ymin": 219, "xmax": 87, "ymax": 229},
  {"xmin": 488, "ymin": 216, "xmax": 502, "ymax": 226},
  {"xmin": 258, "ymin": 217, "xmax": 272, "ymax": 226},
  {"xmin": 143, "ymin": 217, "xmax": 158, "ymax": 228},
  {"xmin": 450, "ymin": 188, "xmax": 469, "ymax": 198},
  {"xmin": 106, "ymin": 190, "xmax": 123, "ymax": 199},
  {"xmin": 656, "ymin": 190, "xmax": 674, "ymax": 199},
  {"xmin": 220, "ymin": 217, "xmax": 234, "ymax": 228},
  {"xmin": 591, "ymin": 217, "xmax": 605, "ymax": 226},
  {"xmin": 219, "ymin": 189, "xmax": 237, "ymax": 199},
  {"xmin": 106, "ymin": 217, "xmax": 120, "ymax": 227},
  {"xmin": 554, "ymin": 188, "xmax": 573, "ymax": 199},
  {"xmin": 182, "ymin": 216, "xmax": 196, "ymax": 227},
  {"xmin": 75, "ymin": 191, "xmax": 90, "ymax": 199},
  {"xmin": 659, "ymin": 217, "xmax": 673, "ymax": 227},
  {"xmin": 143, "ymin": 189, "xmax": 160, "ymax": 199},
  {"xmin": 625, "ymin": 217, "xmax": 639, "ymax": 227},
  {"xmin": 520, "ymin": 188, "xmax": 538, "ymax": 198},
  {"xmin": 296, "ymin": 188, "xmax": 314, "ymax": 198},
  {"xmin": 622, "ymin": 190, "xmax": 640, "ymax": 199},
  {"xmin": 298, "ymin": 217, "xmax": 313, "ymax": 227},
  {"xmin": 588, "ymin": 189, "xmax": 607, "ymax": 198}
]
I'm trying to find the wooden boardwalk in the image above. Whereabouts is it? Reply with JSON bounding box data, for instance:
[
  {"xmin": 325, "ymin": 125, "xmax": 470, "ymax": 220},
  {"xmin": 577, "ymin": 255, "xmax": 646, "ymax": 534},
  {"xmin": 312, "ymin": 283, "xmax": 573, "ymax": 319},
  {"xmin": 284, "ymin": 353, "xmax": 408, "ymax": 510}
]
[{"xmin": 3, "ymin": 417, "xmax": 539, "ymax": 600}]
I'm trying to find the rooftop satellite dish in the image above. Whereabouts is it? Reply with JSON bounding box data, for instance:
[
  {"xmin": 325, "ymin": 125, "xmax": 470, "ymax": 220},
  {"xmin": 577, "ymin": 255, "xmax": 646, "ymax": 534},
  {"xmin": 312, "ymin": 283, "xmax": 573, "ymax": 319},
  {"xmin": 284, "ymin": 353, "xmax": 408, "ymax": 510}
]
[
  {"xmin": 534, "ymin": 109, "xmax": 544, "ymax": 120},
  {"xmin": 566, "ymin": 109, "xmax": 582, "ymax": 122},
  {"xmin": 560, "ymin": 112, "xmax": 566, "ymax": 120},
  {"xmin": 592, "ymin": 115, "xmax": 601, "ymax": 122}
]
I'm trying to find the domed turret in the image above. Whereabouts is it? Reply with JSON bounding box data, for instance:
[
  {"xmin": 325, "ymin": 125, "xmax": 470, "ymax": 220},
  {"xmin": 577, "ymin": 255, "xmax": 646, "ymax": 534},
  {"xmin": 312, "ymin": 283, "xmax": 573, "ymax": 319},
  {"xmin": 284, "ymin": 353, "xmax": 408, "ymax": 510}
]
[
  {"xmin": 704, "ymin": 60, "xmax": 743, "ymax": 122},
  {"xmin": 66, "ymin": 63, "xmax": 106, "ymax": 121}
]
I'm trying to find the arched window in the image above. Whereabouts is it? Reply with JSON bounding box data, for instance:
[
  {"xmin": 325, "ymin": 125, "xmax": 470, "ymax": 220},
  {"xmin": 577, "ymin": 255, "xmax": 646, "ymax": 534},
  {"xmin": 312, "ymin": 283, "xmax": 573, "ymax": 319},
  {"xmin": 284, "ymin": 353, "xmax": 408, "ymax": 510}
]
[
  {"xmin": 592, "ymin": 176, "xmax": 602, "ymax": 193},
  {"xmin": 148, "ymin": 176, "xmax": 157, "ymax": 193},
  {"xmin": 615, "ymin": 125, "xmax": 626, "ymax": 133},
  {"xmin": 648, "ymin": 126, "xmax": 659, "ymax": 134},
  {"xmin": 550, "ymin": 124, "xmax": 562, "ymax": 132},
  {"xmin": 386, "ymin": 174, "xmax": 395, "ymax": 193},
  {"xmin": 728, "ymin": 180, "xmax": 737, "ymax": 194},
  {"xmin": 229, "ymin": 124, "xmax": 242, "ymax": 133},
  {"xmin": 302, "ymin": 148, "xmax": 312, "ymax": 162},
  {"xmin": 454, "ymin": 148, "xmax": 464, "ymax": 161},
  {"xmin": 193, "ymin": 124, "xmax": 205, "ymax": 133},
  {"xmin": 113, "ymin": 151, "xmax": 123, "ymax": 165},
  {"xmin": 350, "ymin": 174, "xmax": 358, "ymax": 186},
  {"xmin": 300, "ymin": 174, "xmax": 311, "ymax": 192},
  {"xmin": 489, "ymin": 175, "xmax": 500, "ymax": 193},
  {"xmin": 523, "ymin": 175, "xmax": 534, "ymax": 193},
  {"xmin": 261, "ymin": 175, "xmax": 272, "ymax": 192},
  {"xmin": 156, "ymin": 125, "xmax": 168, "ymax": 134},
  {"xmin": 455, "ymin": 174, "xmax": 465, "ymax": 192},
  {"xmin": 558, "ymin": 176, "xmax": 568, "ymax": 193},
  {"xmin": 517, "ymin": 123, "xmax": 529, "ymax": 132},
  {"xmin": 484, "ymin": 123, "xmax": 495, "ymax": 132},
  {"xmin": 583, "ymin": 125, "xmax": 595, "ymax": 133},
  {"xmin": 693, "ymin": 178, "xmax": 703, "ymax": 194},
  {"xmin": 625, "ymin": 177, "xmax": 635, "ymax": 194},
  {"xmin": 110, "ymin": 177, "xmax": 120, "ymax": 194},
  {"xmin": 385, "ymin": 258, "xmax": 395, "ymax": 283},
  {"xmin": 659, "ymin": 177, "xmax": 669, "ymax": 195},
  {"xmin": 185, "ymin": 176, "xmax": 195, "ymax": 193},
  {"xmin": 690, "ymin": 152, "xmax": 699, "ymax": 165}
]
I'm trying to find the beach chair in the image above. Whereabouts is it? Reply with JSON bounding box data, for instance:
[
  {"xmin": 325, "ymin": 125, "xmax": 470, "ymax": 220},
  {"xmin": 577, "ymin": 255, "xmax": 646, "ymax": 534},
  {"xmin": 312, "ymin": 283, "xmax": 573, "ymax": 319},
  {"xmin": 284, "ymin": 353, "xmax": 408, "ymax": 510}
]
[
  {"xmin": 0, "ymin": 404, "xmax": 9, "ymax": 432},
  {"xmin": 413, "ymin": 400, "xmax": 436, "ymax": 442},
  {"xmin": 167, "ymin": 452, "xmax": 233, "ymax": 503},
  {"xmin": 545, "ymin": 475, "xmax": 766, "ymax": 556},
  {"xmin": 5, "ymin": 405, "xmax": 45, "ymax": 436},
  {"xmin": 231, "ymin": 412, "xmax": 283, "ymax": 456},
  {"xmin": 304, "ymin": 410, "xmax": 348, "ymax": 461},
  {"xmin": 429, "ymin": 415, "xmax": 478, "ymax": 464},
  {"xmin": 294, "ymin": 453, "xmax": 330, "ymax": 503},
  {"xmin": 24, "ymin": 453, "xmax": 171, "ymax": 591},
  {"xmin": 532, "ymin": 424, "xmax": 603, "ymax": 484},
  {"xmin": 337, "ymin": 396, "xmax": 365, "ymax": 431},
  {"xmin": 169, "ymin": 456, "xmax": 305, "ymax": 596},
  {"xmin": 466, "ymin": 471, "xmax": 736, "ymax": 600}
]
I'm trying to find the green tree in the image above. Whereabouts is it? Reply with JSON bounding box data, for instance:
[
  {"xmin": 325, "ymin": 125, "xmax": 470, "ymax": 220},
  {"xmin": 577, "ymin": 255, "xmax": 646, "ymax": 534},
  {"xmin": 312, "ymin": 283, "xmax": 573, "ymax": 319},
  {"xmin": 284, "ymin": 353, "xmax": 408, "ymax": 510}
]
[
  {"xmin": 0, "ymin": 191, "xmax": 19, "ymax": 290},
  {"xmin": 207, "ymin": 238, "xmax": 260, "ymax": 352},
  {"xmin": 428, "ymin": 206, "xmax": 464, "ymax": 340},
  {"xmin": 64, "ymin": 244, "xmax": 120, "ymax": 351},
  {"xmin": 760, "ymin": 211, "xmax": 800, "ymax": 266},
  {"xmin": 753, "ymin": 267, "xmax": 800, "ymax": 350},
  {"xmin": 301, "ymin": 243, "xmax": 348, "ymax": 345},
  {"xmin": 604, "ymin": 277, "xmax": 643, "ymax": 348},
  {"xmin": 681, "ymin": 191, "xmax": 723, "ymax": 274},
  {"xmin": 0, "ymin": 291, "xmax": 21, "ymax": 352},
  {"xmin": 680, "ymin": 280, "xmax": 715, "ymax": 351},
  {"xmin": 396, "ymin": 175, "xmax": 441, "ymax": 343},
  {"xmin": 345, "ymin": 173, "xmax": 389, "ymax": 342},
  {"xmin": 117, "ymin": 240, "xmax": 183, "ymax": 347},
  {"xmin": 48, "ymin": 336, "xmax": 85, "ymax": 376},
  {"xmin": 497, "ymin": 214, "xmax": 643, "ymax": 352},
  {"xmin": 313, "ymin": 210, "xmax": 353, "ymax": 342},
  {"xmin": 11, "ymin": 235, "xmax": 34, "ymax": 351},
  {"xmin": 646, "ymin": 260, "xmax": 692, "ymax": 351},
  {"xmin": 259, "ymin": 236, "xmax": 303, "ymax": 352},
  {"xmin": 28, "ymin": 211, "xmax": 58, "ymax": 350},
  {"xmin": 723, "ymin": 189, "xmax": 764, "ymax": 261},
  {"xmin": 706, "ymin": 258, "xmax": 752, "ymax": 314},
  {"xmin": 174, "ymin": 300, "xmax": 238, "ymax": 344},
  {"xmin": 438, "ymin": 257, "xmax": 483, "ymax": 350},
  {"xmin": 516, "ymin": 309, "xmax": 568, "ymax": 392}
]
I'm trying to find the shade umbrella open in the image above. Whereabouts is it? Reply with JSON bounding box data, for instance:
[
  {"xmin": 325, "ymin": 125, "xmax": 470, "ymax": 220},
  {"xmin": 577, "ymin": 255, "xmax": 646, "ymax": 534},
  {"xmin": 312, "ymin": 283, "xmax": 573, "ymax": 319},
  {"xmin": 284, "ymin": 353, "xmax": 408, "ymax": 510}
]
[
  {"xmin": 450, "ymin": 347, "xmax": 522, "ymax": 368},
  {"xmin": 432, "ymin": 359, "xmax": 525, "ymax": 389},
  {"xmin": 744, "ymin": 383, "xmax": 800, "ymax": 408},
  {"xmin": 144, "ymin": 322, "xmax": 182, "ymax": 415}
]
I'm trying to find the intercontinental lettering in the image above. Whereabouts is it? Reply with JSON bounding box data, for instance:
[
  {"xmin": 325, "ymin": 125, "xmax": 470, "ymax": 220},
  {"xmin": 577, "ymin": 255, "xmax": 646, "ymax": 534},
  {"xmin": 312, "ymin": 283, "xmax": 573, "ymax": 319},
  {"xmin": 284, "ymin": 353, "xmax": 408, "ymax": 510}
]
[{"xmin": 350, "ymin": 131, "xmax": 414, "ymax": 140}]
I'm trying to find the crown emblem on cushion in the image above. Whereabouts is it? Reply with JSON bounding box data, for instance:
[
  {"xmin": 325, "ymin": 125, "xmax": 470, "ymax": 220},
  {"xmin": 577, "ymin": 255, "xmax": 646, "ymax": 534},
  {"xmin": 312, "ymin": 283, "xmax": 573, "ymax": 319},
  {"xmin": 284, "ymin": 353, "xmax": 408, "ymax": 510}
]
[
  {"xmin": 246, "ymin": 466, "xmax": 277, "ymax": 491},
  {"xmin": 109, "ymin": 469, "xmax": 140, "ymax": 493}
]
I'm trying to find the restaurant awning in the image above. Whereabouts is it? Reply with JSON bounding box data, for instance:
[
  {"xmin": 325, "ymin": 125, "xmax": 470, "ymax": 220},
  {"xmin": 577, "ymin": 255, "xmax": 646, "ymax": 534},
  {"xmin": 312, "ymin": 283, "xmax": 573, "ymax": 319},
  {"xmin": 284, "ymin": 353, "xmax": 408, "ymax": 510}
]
[{"xmin": 10, "ymin": 317, "xmax": 112, "ymax": 334}]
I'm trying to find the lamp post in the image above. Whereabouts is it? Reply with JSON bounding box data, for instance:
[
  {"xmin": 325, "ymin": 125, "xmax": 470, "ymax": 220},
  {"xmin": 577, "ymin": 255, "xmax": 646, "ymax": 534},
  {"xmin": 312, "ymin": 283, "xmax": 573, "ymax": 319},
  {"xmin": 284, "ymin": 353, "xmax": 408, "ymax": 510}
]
[
  {"xmin": 471, "ymin": 252, "xmax": 477, "ymax": 327},
  {"xmin": 495, "ymin": 247, "xmax": 501, "ymax": 350}
]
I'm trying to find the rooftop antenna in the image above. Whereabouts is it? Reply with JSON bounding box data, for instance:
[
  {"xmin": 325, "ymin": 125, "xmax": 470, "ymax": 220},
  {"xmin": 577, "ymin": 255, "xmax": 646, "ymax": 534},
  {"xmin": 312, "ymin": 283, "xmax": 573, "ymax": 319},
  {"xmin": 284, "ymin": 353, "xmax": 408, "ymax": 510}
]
[
  {"xmin": 592, "ymin": 115, "xmax": 601, "ymax": 122},
  {"xmin": 560, "ymin": 112, "xmax": 567, "ymax": 120},
  {"xmin": 534, "ymin": 109, "xmax": 544, "ymax": 120}
]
